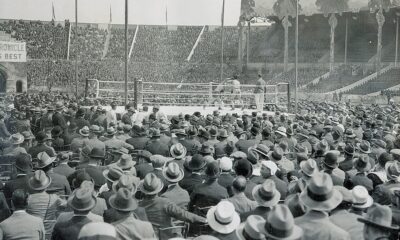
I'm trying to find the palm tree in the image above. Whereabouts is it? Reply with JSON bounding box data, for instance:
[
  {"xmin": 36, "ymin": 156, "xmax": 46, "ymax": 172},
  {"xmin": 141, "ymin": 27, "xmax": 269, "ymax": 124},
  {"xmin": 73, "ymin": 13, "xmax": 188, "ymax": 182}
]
[
  {"xmin": 369, "ymin": 0, "xmax": 392, "ymax": 73},
  {"xmin": 273, "ymin": 0, "xmax": 298, "ymax": 72},
  {"xmin": 238, "ymin": 0, "xmax": 255, "ymax": 72},
  {"xmin": 315, "ymin": 0, "xmax": 349, "ymax": 72}
]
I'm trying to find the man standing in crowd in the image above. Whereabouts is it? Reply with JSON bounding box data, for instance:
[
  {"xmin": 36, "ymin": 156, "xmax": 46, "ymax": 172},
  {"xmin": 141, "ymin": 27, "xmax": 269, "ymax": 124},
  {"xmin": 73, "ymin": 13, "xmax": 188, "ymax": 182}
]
[{"xmin": 254, "ymin": 73, "xmax": 265, "ymax": 112}]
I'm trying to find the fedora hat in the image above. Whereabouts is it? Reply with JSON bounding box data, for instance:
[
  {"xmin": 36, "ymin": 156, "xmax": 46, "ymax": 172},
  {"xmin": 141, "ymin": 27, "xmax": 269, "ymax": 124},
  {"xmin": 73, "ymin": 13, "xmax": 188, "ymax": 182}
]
[
  {"xmin": 252, "ymin": 179, "xmax": 281, "ymax": 207},
  {"xmin": 207, "ymin": 201, "xmax": 240, "ymax": 234},
  {"xmin": 51, "ymin": 126, "xmax": 63, "ymax": 137},
  {"xmin": 9, "ymin": 133, "xmax": 24, "ymax": 145},
  {"xmin": 372, "ymin": 139, "xmax": 386, "ymax": 149},
  {"xmin": 188, "ymin": 154, "xmax": 207, "ymax": 171},
  {"xmin": 259, "ymin": 204, "xmax": 303, "ymax": 240},
  {"xmin": 113, "ymin": 147, "xmax": 129, "ymax": 156},
  {"xmin": 170, "ymin": 143, "xmax": 187, "ymax": 160},
  {"xmin": 299, "ymin": 172, "xmax": 342, "ymax": 211},
  {"xmin": 21, "ymin": 131, "xmax": 34, "ymax": 140},
  {"xmin": 28, "ymin": 170, "xmax": 51, "ymax": 191},
  {"xmin": 275, "ymin": 127, "xmax": 287, "ymax": 137},
  {"xmin": 344, "ymin": 144, "xmax": 355, "ymax": 155},
  {"xmin": 139, "ymin": 173, "xmax": 164, "ymax": 195},
  {"xmin": 218, "ymin": 129, "xmax": 229, "ymax": 138},
  {"xmin": 79, "ymin": 126, "xmax": 90, "ymax": 137},
  {"xmin": 149, "ymin": 128, "xmax": 161, "ymax": 138},
  {"xmin": 15, "ymin": 154, "xmax": 33, "ymax": 173},
  {"xmin": 353, "ymin": 155, "xmax": 371, "ymax": 172},
  {"xmin": 106, "ymin": 127, "xmax": 117, "ymax": 136},
  {"xmin": 89, "ymin": 125, "xmax": 102, "ymax": 134},
  {"xmin": 344, "ymin": 129, "xmax": 356, "ymax": 138},
  {"xmin": 112, "ymin": 174, "xmax": 139, "ymax": 193},
  {"xmin": 162, "ymin": 162, "xmax": 184, "ymax": 183},
  {"xmin": 297, "ymin": 129, "xmax": 309, "ymax": 139},
  {"xmin": 323, "ymin": 151, "xmax": 339, "ymax": 169},
  {"xmin": 68, "ymin": 184, "xmax": 97, "ymax": 211},
  {"xmin": 175, "ymin": 128, "xmax": 187, "ymax": 136},
  {"xmin": 103, "ymin": 167, "xmax": 124, "ymax": 183},
  {"xmin": 230, "ymin": 151, "xmax": 247, "ymax": 161},
  {"xmin": 55, "ymin": 102, "xmax": 65, "ymax": 111},
  {"xmin": 117, "ymin": 154, "xmax": 135, "ymax": 170},
  {"xmin": 36, "ymin": 151, "xmax": 56, "ymax": 169},
  {"xmin": 150, "ymin": 155, "xmax": 170, "ymax": 168},
  {"xmin": 236, "ymin": 215, "xmax": 266, "ymax": 240},
  {"xmin": 358, "ymin": 203, "xmax": 399, "ymax": 231},
  {"xmin": 109, "ymin": 188, "xmax": 138, "ymax": 212},
  {"xmin": 252, "ymin": 144, "xmax": 270, "ymax": 159},
  {"xmin": 316, "ymin": 139, "xmax": 329, "ymax": 153},
  {"xmin": 300, "ymin": 159, "xmax": 318, "ymax": 177},
  {"xmin": 90, "ymin": 147, "xmax": 105, "ymax": 159},
  {"xmin": 352, "ymin": 185, "xmax": 373, "ymax": 209},
  {"xmin": 219, "ymin": 157, "xmax": 233, "ymax": 172},
  {"xmin": 269, "ymin": 147, "xmax": 284, "ymax": 162},
  {"xmin": 234, "ymin": 159, "xmax": 253, "ymax": 178},
  {"xmin": 357, "ymin": 140, "xmax": 371, "ymax": 154},
  {"xmin": 385, "ymin": 161, "xmax": 400, "ymax": 181}
]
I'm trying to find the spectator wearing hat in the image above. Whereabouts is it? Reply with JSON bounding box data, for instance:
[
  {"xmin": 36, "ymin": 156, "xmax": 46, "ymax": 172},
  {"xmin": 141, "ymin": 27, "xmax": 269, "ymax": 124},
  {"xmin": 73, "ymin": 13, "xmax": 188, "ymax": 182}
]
[
  {"xmin": 236, "ymin": 215, "xmax": 266, "ymax": 240},
  {"xmin": 372, "ymin": 161, "xmax": 400, "ymax": 205},
  {"xmin": 104, "ymin": 127, "xmax": 134, "ymax": 152},
  {"xmin": 205, "ymin": 127, "xmax": 219, "ymax": 146},
  {"xmin": 21, "ymin": 130, "xmax": 35, "ymax": 152},
  {"xmin": 3, "ymin": 133, "xmax": 27, "ymax": 156},
  {"xmin": 139, "ymin": 173, "xmax": 206, "ymax": 239},
  {"xmin": 51, "ymin": 182, "xmax": 100, "ymax": 240},
  {"xmin": 235, "ymin": 127, "xmax": 260, "ymax": 155},
  {"xmin": 144, "ymin": 128, "xmax": 170, "ymax": 156},
  {"xmin": 339, "ymin": 144, "xmax": 355, "ymax": 172},
  {"xmin": 368, "ymin": 152, "xmax": 391, "ymax": 188},
  {"xmin": 323, "ymin": 151, "xmax": 345, "ymax": 186},
  {"xmin": 180, "ymin": 154, "xmax": 207, "ymax": 194},
  {"xmin": 329, "ymin": 186, "xmax": 364, "ymax": 240},
  {"xmin": 52, "ymin": 102, "xmax": 68, "ymax": 131},
  {"xmin": 259, "ymin": 204, "xmax": 303, "ymax": 240},
  {"xmin": 241, "ymin": 179, "xmax": 281, "ymax": 221},
  {"xmin": 51, "ymin": 126, "xmax": 65, "ymax": 151},
  {"xmin": 371, "ymin": 139, "xmax": 387, "ymax": 162},
  {"xmin": 87, "ymin": 125, "xmax": 106, "ymax": 153},
  {"xmin": 271, "ymin": 146, "xmax": 295, "ymax": 173},
  {"xmin": 36, "ymin": 151, "xmax": 71, "ymax": 197},
  {"xmin": 98, "ymin": 166, "xmax": 124, "ymax": 208},
  {"xmin": 207, "ymin": 201, "xmax": 241, "ymax": 240},
  {"xmin": 62, "ymin": 122, "xmax": 80, "ymax": 146},
  {"xmin": 71, "ymin": 126, "xmax": 91, "ymax": 153},
  {"xmin": 0, "ymin": 111, "xmax": 11, "ymax": 139},
  {"xmin": 352, "ymin": 119, "xmax": 364, "ymax": 140},
  {"xmin": 214, "ymin": 129, "xmax": 234, "ymax": 158},
  {"xmin": 289, "ymin": 159, "xmax": 318, "ymax": 194},
  {"xmin": 233, "ymin": 159, "xmax": 257, "ymax": 201},
  {"xmin": 74, "ymin": 108, "xmax": 90, "ymax": 130},
  {"xmin": 126, "ymin": 125, "xmax": 149, "ymax": 150},
  {"xmin": 115, "ymin": 124, "xmax": 130, "ymax": 142},
  {"xmin": 78, "ymin": 222, "xmax": 117, "ymax": 240},
  {"xmin": 350, "ymin": 185, "xmax": 374, "ymax": 215},
  {"xmin": 296, "ymin": 128, "xmax": 312, "ymax": 153},
  {"xmin": 53, "ymin": 152, "xmax": 74, "ymax": 178},
  {"xmin": 358, "ymin": 203, "xmax": 399, "ymax": 240},
  {"xmin": 295, "ymin": 172, "xmax": 350, "ymax": 239},
  {"xmin": 0, "ymin": 189, "xmax": 44, "ymax": 240},
  {"xmin": 254, "ymin": 160, "xmax": 287, "ymax": 200},
  {"xmin": 134, "ymin": 150, "xmax": 154, "ymax": 179},
  {"xmin": 149, "ymin": 155, "xmax": 169, "ymax": 193},
  {"xmin": 160, "ymin": 162, "xmax": 190, "ymax": 209},
  {"xmin": 189, "ymin": 162, "xmax": 228, "ymax": 212},
  {"xmin": 169, "ymin": 143, "xmax": 187, "ymax": 170},
  {"xmin": 121, "ymin": 106, "xmax": 135, "ymax": 126},
  {"xmin": 27, "ymin": 170, "xmax": 65, "ymax": 239},
  {"xmin": 227, "ymin": 176, "xmax": 257, "ymax": 215},
  {"xmin": 92, "ymin": 108, "xmax": 108, "ymax": 130},
  {"xmin": 106, "ymin": 188, "xmax": 156, "ymax": 239},
  {"xmin": 73, "ymin": 147, "xmax": 107, "ymax": 189},
  {"xmin": 3, "ymin": 154, "xmax": 32, "ymax": 204},
  {"xmin": 345, "ymin": 155, "xmax": 373, "ymax": 192},
  {"xmin": 152, "ymin": 105, "xmax": 168, "ymax": 124},
  {"xmin": 183, "ymin": 126, "xmax": 202, "ymax": 156},
  {"xmin": 260, "ymin": 128, "xmax": 274, "ymax": 149},
  {"xmin": 218, "ymin": 157, "xmax": 235, "ymax": 195}
]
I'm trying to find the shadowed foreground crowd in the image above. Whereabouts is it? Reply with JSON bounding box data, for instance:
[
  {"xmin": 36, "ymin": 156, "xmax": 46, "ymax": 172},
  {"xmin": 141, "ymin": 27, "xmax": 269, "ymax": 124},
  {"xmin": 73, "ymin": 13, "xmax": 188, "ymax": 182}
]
[{"xmin": 1, "ymin": 96, "xmax": 400, "ymax": 240}]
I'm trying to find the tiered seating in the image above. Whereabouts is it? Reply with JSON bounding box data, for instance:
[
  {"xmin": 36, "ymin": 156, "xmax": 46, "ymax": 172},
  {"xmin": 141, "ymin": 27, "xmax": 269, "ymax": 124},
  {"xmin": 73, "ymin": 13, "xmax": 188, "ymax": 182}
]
[
  {"xmin": 69, "ymin": 26, "xmax": 107, "ymax": 60},
  {"xmin": 346, "ymin": 68, "xmax": 400, "ymax": 94},
  {"xmin": 272, "ymin": 67, "xmax": 327, "ymax": 85},
  {"xmin": 307, "ymin": 65, "xmax": 367, "ymax": 93}
]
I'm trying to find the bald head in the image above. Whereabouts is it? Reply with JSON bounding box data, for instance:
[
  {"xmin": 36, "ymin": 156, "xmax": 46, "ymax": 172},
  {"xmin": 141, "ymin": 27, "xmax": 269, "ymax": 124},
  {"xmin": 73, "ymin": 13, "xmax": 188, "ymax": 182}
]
[{"xmin": 232, "ymin": 176, "xmax": 247, "ymax": 193}]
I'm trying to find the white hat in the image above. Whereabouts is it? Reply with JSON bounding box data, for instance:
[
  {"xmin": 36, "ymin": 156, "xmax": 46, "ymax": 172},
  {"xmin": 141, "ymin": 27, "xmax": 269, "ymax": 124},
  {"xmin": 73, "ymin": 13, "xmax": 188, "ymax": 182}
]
[
  {"xmin": 261, "ymin": 161, "xmax": 278, "ymax": 176},
  {"xmin": 207, "ymin": 201, "xmax": 240, "ymax": 234},
  {"xmin": 219, "ymin": 157, "xmax": 233, "ymax": 172},
  {"xmin": 352, "ymin": 185, "xmax": 373, "ymax": 209}
]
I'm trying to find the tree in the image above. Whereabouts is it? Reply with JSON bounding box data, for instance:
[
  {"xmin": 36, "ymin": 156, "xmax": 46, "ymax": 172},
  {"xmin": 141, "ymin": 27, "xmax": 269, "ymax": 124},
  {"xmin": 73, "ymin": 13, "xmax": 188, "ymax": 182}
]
[
  {"xmin": 238, "ymin": 0, "xmax": 255, "ymax": 72},
  {"xmin": 316, "ymin": 0, "xmax": 349, "ymax": 72},
  {"xmin": 273, "ymin": 0, "xmax": 299, "ymax": 72},
  {"xmin": 369, "ymin": 0, "xmax": 392, "ymax": 73}
]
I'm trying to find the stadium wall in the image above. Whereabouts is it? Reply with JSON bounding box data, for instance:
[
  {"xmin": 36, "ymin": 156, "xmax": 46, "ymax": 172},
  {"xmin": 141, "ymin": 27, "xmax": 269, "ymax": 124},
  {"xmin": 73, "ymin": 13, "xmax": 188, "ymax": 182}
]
[{"xmin": 0, "ymin": 62, "xmax": 27, "ymax": 93}]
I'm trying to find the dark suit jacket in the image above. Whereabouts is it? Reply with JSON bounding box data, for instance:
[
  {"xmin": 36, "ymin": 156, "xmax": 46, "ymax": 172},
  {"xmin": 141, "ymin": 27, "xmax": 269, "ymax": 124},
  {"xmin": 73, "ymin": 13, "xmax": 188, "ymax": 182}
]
[
  {"xmin": 218, "ymin": 172, "xmax": 235, "ymax": 196},
  {"xmin": 135, "ymin": 163, "xmax": 154, "ymax": 180},
  {"xmin": 240, "ymin": 206, "xmax": 271, "ymax": 222},
  {"xmin": 72, "ymin": 165, "xmax": 106, "ymax": 189},
  {"xmin": 189, "ymin": 179, "xmax": 228, "ymax": 211},
  {"xmin": 180, "ymin": 173, "xmax": 204, "ymax": 195},
  {"xmin": 161, "ymin": 184, "xmax": 190, "ymax": 209},
  {"xmin": 28, "ymin": 144, "xmax": 56, "ymax": 159},
  {"xmin": 53, "ymin": 164, "xmax": 74, "ymax": 178},
  {"xmin": 103, "ymin": 207, "xmax": 149, "ymax": 223},
  {"xmin": 126, "ymin": 136, "xmax": 150, "ymax": 150},
  {"xmin": 235, "ymin": 139, "xmax": 259, "ymax": 155},
  {"xmin": 144, "ymin": 139, "xmax": 170, "ymax": 156},
  {"xmin": 47, "ymin": 171, "xmax": 71, "ymax": 197},
  {"xmin": 51, "ymin": 215, "xmax": 92, "ymax": 240},
  {"xmin": 4, "ymin": 175, "xmax": 30, "ymax": 204},
  {"xmin": 52, "ymin": 112, "xmax": 68, "ymax": 130}
]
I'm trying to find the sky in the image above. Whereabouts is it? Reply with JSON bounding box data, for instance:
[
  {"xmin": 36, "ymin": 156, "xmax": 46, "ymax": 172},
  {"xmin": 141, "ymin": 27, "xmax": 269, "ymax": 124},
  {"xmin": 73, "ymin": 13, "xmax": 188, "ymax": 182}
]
[{"xmin": 0, "ymin": 0, "xmax": 242, "ymax": 26}]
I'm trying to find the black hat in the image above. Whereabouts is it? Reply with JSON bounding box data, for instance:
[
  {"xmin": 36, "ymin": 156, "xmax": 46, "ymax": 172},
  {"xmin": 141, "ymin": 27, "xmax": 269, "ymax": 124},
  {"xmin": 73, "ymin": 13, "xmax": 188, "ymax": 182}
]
[
  {"xmin": 234, "ymin": 159, "xmax": 253, "ymax": 178},
  {"xmin": 15, "ymin": 154, "xmax": 33, "ymax": 173},
  {"xmin": 205, "ymin": 162, "xmax": 220, "ymax": 178},
  {"xmin": 188, "ymin": 154, "xmax": 207, "ymax": 171}
]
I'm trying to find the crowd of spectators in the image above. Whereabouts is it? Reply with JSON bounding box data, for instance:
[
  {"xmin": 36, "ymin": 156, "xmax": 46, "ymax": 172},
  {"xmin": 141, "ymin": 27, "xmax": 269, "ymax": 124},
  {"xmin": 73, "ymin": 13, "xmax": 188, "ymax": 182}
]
[{"xmin": 347, "ymin": 68, "xmax": 400, "ymax": 95}]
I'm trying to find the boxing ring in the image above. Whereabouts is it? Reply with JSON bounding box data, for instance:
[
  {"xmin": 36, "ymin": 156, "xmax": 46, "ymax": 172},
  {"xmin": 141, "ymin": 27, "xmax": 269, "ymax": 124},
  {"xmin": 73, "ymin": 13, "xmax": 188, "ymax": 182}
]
[{"xmin": 85, "ymin": 79, "xmax": 291, "ymax": 114}]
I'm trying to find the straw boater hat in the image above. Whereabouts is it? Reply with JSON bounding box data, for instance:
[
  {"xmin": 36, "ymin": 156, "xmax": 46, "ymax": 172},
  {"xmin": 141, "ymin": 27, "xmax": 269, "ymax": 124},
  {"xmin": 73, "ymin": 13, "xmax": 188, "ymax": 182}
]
[
  {"xmin": 358, "ymin": 203, "xmax": 400, "ymax": 231},
  {"xmin": 252, "ymin": 179, "xmax": 281, "ymax": 207},
  {"xmin": 207, "ymin": 201, "xmax": 240, "ymax": 234},
  {"xmin": 352, "ymin": 185, "xmax": 373, "ymax": 209},
  {"xmin": 170, "ymin": 143, "xmax": 187, "ymax": 160},
  {"xmin": 236, "ymin": 215, "xmax": 266, "ymax": 240},
  {"xmin": 28, "ymin": 170, "xmax": 52, "ymax": 191},
  {"xmin": 299, "ymin": 172, "xmax": 342, "ymax": 212},
  {"xmin": 139, "ymin": 173, "xmax": 164, "ymax": 195},
  {"xmin": 79, "ymin": 126, "xmax": 90, "ymax": 137},
  {"xmin": 275, "ymin": 127, "xmax": 287, "ymax": 137},
  {"xmin": 162, "ymin": 162, "xmax": 184, "ymax": 183},
  {"xmin": 259, "ymin": 204, "xmax": 303, "ymax": 240}
]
